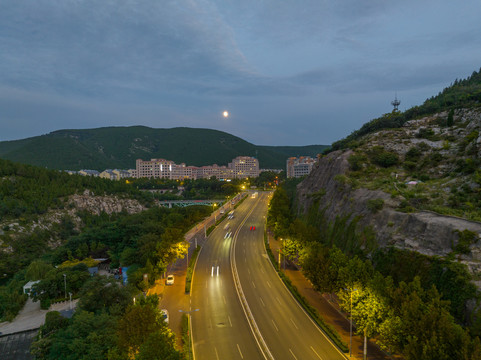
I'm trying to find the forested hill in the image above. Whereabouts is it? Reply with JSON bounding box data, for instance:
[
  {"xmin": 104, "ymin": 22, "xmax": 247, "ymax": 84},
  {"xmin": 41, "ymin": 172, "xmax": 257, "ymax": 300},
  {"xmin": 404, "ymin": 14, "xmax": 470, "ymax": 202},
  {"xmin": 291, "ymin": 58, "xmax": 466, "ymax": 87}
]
[
  {"xmin": 330, "ymin": 67, "xmax": 481, "ymax": 151},
  {"xmin": 0, "ymin": 126, "xmax": 328, "ymax": 171}
]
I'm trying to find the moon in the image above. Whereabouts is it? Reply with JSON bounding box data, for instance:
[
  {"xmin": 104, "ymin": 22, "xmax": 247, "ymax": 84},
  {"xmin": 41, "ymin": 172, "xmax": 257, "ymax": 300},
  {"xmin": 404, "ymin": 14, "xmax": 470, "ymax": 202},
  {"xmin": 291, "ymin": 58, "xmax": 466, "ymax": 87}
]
[{"xmin": 222, "ymin": 111, "xmax": 229, "ymax": 118}]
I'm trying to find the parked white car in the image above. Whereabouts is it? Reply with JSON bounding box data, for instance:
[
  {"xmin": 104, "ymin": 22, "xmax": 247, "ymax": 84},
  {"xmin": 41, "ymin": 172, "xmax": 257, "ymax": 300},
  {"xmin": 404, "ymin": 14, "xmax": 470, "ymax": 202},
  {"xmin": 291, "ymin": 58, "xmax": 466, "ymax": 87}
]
[
  {"xmin": 161, "ymin": 309, "xmax": 169, "ymax": 324},
  {"xmin": 166, "ymin": 275, "xmax": 174, "ymax": 285}
]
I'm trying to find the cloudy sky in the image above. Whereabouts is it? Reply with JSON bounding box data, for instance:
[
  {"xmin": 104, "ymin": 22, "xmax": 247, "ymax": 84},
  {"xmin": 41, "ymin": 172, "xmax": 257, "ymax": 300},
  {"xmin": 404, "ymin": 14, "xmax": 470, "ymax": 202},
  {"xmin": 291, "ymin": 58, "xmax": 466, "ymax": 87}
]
[{"xmin": 1, "ymin": 0, "xmax": 480, "ymax": 146}]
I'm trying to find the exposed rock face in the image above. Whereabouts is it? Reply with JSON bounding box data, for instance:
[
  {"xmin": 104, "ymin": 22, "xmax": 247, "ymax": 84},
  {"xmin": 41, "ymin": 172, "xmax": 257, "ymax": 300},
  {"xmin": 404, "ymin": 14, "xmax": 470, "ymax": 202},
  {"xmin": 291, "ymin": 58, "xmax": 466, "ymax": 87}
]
[
  {"xmin": 296, "ymin": 150, "xmax": 481, "ymax": 277},
  {"xmin": 69, "ymin": 190, "xmax": 146, "ymax": 215}
]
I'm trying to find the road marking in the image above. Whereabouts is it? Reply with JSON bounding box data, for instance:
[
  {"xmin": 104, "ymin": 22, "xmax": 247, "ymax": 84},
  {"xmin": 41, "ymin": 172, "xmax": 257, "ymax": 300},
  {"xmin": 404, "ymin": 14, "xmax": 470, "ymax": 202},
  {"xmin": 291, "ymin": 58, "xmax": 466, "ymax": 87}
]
[
  {"xmin": 247, "ymin": 268, "xmax": 251, "ymax": 275},
  {"xmin": 228, "ymin": 315, "xmax": 232, "ymax": 327},
  {"xmin": 260, "ymin": 297, "xmax": 265, "ymax": 307},
  {"xmin": 223, "ymin": 296, "xmax": 226, "ymax": 305},
  {"xmin": 244, "ymin": 256, "xmax": 247, "ymax": 263},
  {"xmin": 252, "ymin": 281, "xmax": 256, "ymax": 289},
  {"xmin": 260, "ymin": 267, "xmax": 265, "ymax": 274},
  {"xmin": 237, "ymin": 344, "xmax": 244, "ymax": 359},
  {"xmin": 266, "ymin": 281, "xmax": 272, "ymax": 288},
  {"xmin": 276, "ymin": 296, "xmax": 282, "ymax": 305},
  {"xmin": 310, "ymin": 346, "xmax": 324, "ymax": 360},
  {"xmin": 217, "ymin": 266, "xmax": 219, "ymax": 276},
  {"xmin": 290, "ymin": 318, "xmax": 299, "ymax": 330},
  {"xmin": 211, "ymin": 266, "xmax": 214, "ymax": 277},
  {"xmin": 289, "ymin": 348, "xmax": 299, "ymax": 360},
  {"xmin": 214, "ymin": 346, "xmax": 220, "ymax": 360},
  {"xmin": 271, "ymin": 319, "xmax": 278, "ymax": 332}
]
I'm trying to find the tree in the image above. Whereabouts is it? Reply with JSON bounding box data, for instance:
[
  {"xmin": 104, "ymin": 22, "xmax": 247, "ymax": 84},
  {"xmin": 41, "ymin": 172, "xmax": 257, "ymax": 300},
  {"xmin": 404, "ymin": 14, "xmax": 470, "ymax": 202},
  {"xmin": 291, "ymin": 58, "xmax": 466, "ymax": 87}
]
[
  {"xmin": 25, "ymin": 260, "xmax": 54, "ymax": 281},
  {"xmin": 47, "ymin": 310, "xmax": 118, "ymax": 360},
  {"xmin": 115, "ymin": 301, "xmax": 173, "ymax": 357},
  {"xmin": 78, "ymin": 276, "xmax": 131, "ymax": 315},
  {"xmin": 447, "ymin": 109, "xmax": 454, "ymax": 126},
  {"xmin": 135, "ymin": 330, "xmax": 182, "ymax": 360}
]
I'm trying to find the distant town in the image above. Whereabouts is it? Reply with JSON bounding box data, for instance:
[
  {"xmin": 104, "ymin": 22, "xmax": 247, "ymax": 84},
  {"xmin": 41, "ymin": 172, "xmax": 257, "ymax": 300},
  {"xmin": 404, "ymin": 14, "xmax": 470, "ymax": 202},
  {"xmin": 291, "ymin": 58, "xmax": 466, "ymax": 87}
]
[{"xmin": 67, "ymin": 155, "xmax": 318, "ymax": 181}]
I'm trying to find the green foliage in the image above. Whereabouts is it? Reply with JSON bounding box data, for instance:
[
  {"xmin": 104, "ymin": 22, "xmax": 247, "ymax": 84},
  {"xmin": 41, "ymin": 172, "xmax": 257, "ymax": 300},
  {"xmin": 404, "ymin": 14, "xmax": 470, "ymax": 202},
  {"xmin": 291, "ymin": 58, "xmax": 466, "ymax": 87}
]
[
  {"xmin": 329, "ymin": 68, "xmax": 481, "ymax": 152},
  {"xmin": 185, "ymin": 246, "xmax": 200, "ymax": 293},
  {"xmin": 264, "ymin": 235, "xmax": 348, "ymax": 352},
  {"xmin": 453, "ymin": 229, "xmax": 479, "ymax": 254},
  {"xmin": 366, "ymin": 199, "xmax": 384, "ymax": 213},
  {"xmin": 416, "ymin": 127, "xmax": 440, "ymax": 141},
  {"xmin": 368, "ymin": 146, "xmax": 399, "ymax": 168},
  {"xmin": 45, "ymin": 310, "xmax": 118, "ymax": 360},
  {"xmin": 181, "ymin": 313, "xmax": 193, "ymax": 360},
  {"xmin": 0, "ymin": 275, "xmax": 28, "ymax": 321},
  {"xmin": 0, "ymin": 159, "xmax": 156, "ymax": 230},
  {"xmin": 32, "ymin": 266, "xmax": 91, "ymax": 304},
  {"xmin": 78, "ymin": 276, "xmax": 131, "ymax": 315},
  {"xmin": 447, "ymin": 109, "xmax": 455, "ymax": 126},
  {"xmin": 267, "ymin": 185, "xmax": 481, "ymax": 358},
  {"xmin": 348, "ymin": 153, "xmax": 367, "ymax": 171},
  {"xmin": 267, "ymin": 186, "xmax": 292, "ymax": 239},
  {"xmin": 0, "ymin": 126, "xmax": 328, "ymax": 170},
  {"xmin": 405, "ymin": 146, "xmax": 423, "ymax": 162},
  {"xmin": 115, "ymin": 301, "xmax": 173, "ymax": 357},
  {"xmin": 252, "ymin": 171, "xmax": 283, "ymax": 189},
  {"xmin": 25, "ymin": 260, "xmax": 54, "ymax": 281}
]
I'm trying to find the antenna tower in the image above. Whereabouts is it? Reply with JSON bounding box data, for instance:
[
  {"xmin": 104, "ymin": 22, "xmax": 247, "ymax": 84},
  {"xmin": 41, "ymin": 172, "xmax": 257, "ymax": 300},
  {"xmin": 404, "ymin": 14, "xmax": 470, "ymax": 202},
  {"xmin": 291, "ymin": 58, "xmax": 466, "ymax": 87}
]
[{"xmin": 391, "ymin": 93, "xmax": 401, "ymax": 111}]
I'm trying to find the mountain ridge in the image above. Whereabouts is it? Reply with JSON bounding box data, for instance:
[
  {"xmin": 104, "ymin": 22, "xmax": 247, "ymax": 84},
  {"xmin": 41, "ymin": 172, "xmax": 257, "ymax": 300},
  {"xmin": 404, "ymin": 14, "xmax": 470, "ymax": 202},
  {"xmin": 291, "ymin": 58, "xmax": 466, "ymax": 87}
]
[{"xmin": 0, "ymin": 126, "xmax": 328, "ymax": 171}]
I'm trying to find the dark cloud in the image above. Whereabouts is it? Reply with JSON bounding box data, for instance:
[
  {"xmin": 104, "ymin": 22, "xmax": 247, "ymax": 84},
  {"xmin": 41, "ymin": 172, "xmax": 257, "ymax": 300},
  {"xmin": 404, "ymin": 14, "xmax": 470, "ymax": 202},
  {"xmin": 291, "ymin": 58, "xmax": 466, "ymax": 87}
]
[{"xmin": 0, "ymin": 0, "xmax": 480, "ymax": 146}]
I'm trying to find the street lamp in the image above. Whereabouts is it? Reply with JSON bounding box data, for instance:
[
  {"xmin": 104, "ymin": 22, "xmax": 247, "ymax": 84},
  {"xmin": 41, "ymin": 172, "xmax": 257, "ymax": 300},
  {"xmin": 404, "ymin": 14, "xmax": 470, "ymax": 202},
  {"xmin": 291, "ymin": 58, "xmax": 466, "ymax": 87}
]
[
  {"xmin": 63, "ymin": 274, "xmax": 67, "ymax": 299},
  {"xmin": 347, "ymin": 288, "xmax": 358, "ymax": 358}
]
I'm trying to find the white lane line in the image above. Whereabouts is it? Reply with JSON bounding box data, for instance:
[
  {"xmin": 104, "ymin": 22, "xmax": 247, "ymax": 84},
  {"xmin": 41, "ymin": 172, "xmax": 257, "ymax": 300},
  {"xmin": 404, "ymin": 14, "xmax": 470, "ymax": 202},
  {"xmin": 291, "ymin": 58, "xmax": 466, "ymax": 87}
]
[
  {"xmin": 237, "ymin": 344, "xmax": 244, "ymax": 359},
  {"xmin": 276, "ymin": 296, "xmax": 282, "ymax": 305},
  {"xmin": 266, "ymin": 281, "xmax": 272, "ymax": 288},
  {"xmin": 244, "ymin": 257, "xmax": 247, "ymax": 263},
  {"xmin": 289, "ymin": 348, "xmax": 299, "ymax": 360},
  {"xmin": 214, "ymin": 346, "xmax": 220, "ymax": 360},
  {"xmin": 252, "ymin": 281, "xmax": 256, "ymax": 289},
  {"xmin": 228, "ymin": 315, "xmax": 232, "ymax": 327},
  {"xmin": 260, "ymin": 297, "xmax": 265, "ymax": 307},
  {"xmin": 311, "ymin": 346, "xmax": 324, "ymax": 360},
  {"xmin": 260, "ymin": 267, "xmax": 265, "ymax": 274},
  {"xmin": 290, "ymin": 318, "xmax": 299, "ymax": 330},
  {"xmin": 271, "ymin": 319, "xmax": 279, "ymax": 332},
  {"xmin": 247, "ymin": 268, "xmax": 251, "ymax": 275}
]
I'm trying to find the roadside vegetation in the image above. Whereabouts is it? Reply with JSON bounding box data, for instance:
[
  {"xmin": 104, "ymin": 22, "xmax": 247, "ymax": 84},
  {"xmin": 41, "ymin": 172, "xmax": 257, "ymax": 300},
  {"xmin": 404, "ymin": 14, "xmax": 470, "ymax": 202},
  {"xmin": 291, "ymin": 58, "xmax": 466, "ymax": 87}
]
[
  {"xmin": 0, "ymin": 157, "xmax": 251, "ymax": 357},
  {"xmin": 267, "ymin": 182, "xmax": 481, "ymax": 360}
]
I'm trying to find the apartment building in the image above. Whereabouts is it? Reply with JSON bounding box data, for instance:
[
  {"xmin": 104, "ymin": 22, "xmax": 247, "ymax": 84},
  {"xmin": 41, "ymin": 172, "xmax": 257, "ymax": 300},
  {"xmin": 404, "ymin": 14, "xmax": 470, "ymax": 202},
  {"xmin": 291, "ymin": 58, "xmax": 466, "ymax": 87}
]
[
  {"xmin": 228, "ymin": 156, "xmax": 260, "ymax": 179},
  {"xmin": 286, "ymin": 156, "xmax": 316, "ymax": 178},
  {"xmin": 135, "ymin": 156, "xmax": 259, "ymax": 180}
]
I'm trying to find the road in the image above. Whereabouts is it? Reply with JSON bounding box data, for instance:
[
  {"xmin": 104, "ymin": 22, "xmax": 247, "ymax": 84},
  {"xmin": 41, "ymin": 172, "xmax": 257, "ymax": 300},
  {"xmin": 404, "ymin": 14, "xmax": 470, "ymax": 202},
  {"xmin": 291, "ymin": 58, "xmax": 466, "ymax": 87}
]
[
  {"xmin": 192, "ymin": 192, "xmax": 346, "ymax": 360},
  {"xmin": 191, "ymin": 194, "xmax": 265, "ymax": 360}
]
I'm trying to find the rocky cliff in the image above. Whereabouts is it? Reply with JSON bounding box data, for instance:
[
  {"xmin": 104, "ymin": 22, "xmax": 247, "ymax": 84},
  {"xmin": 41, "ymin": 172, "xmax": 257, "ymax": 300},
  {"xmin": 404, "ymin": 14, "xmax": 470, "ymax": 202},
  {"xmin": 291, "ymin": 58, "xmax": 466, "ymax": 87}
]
[{"xmin": 296, "ymin": 109, "xmax": 481, "ymax": 281}]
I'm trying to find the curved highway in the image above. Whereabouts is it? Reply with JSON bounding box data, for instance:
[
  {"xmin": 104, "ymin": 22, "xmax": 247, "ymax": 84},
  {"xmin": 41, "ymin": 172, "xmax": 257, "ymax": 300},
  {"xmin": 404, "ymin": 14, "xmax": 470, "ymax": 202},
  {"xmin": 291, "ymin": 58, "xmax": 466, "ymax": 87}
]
[
  {"xmin": 191, "ymin": 196, "xmax": 265, "ymax": 360},
  {"xmin": 192, "ymin": 192, "xmax": 346, "ymax": 360}
]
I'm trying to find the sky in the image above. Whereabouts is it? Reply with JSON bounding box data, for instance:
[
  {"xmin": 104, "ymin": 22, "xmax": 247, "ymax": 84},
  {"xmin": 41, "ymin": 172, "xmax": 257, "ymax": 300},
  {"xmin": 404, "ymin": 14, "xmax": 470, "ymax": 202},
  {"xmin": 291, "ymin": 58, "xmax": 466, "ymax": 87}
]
[{"xmin": 1, "ymin": 0, "xmax": 481, "ymax": 146}]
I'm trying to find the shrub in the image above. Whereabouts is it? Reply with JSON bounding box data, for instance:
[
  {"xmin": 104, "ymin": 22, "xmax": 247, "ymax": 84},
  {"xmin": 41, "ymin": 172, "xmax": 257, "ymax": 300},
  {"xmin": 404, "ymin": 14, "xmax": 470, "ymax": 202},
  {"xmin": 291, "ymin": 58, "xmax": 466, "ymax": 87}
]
[
  {"xmin": 405, "ymin": 147, "xmax": 422, "ymax": 162},
  {"xmin": 367, "ymin": 199, "xmax": 384, "ymax": 213},
  {"xmin": 348, "ymin": 154, "xmax": 366, "ymax": 171},
  {"xmin": 41, "ymin": 298, "xmax": 51, "ymax": 310}
]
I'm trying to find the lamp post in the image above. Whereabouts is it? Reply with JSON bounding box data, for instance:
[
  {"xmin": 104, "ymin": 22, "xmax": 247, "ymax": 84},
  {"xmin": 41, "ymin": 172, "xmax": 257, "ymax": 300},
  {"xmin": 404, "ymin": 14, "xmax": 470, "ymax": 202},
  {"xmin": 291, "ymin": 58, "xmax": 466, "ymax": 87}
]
[
  {"xmin": 63, "ymin": 274, "xmax": 67, "ymax": 299},
  {"xmin": 348, "ymin": 288, "xmax": 358, "ymax": 358}
]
